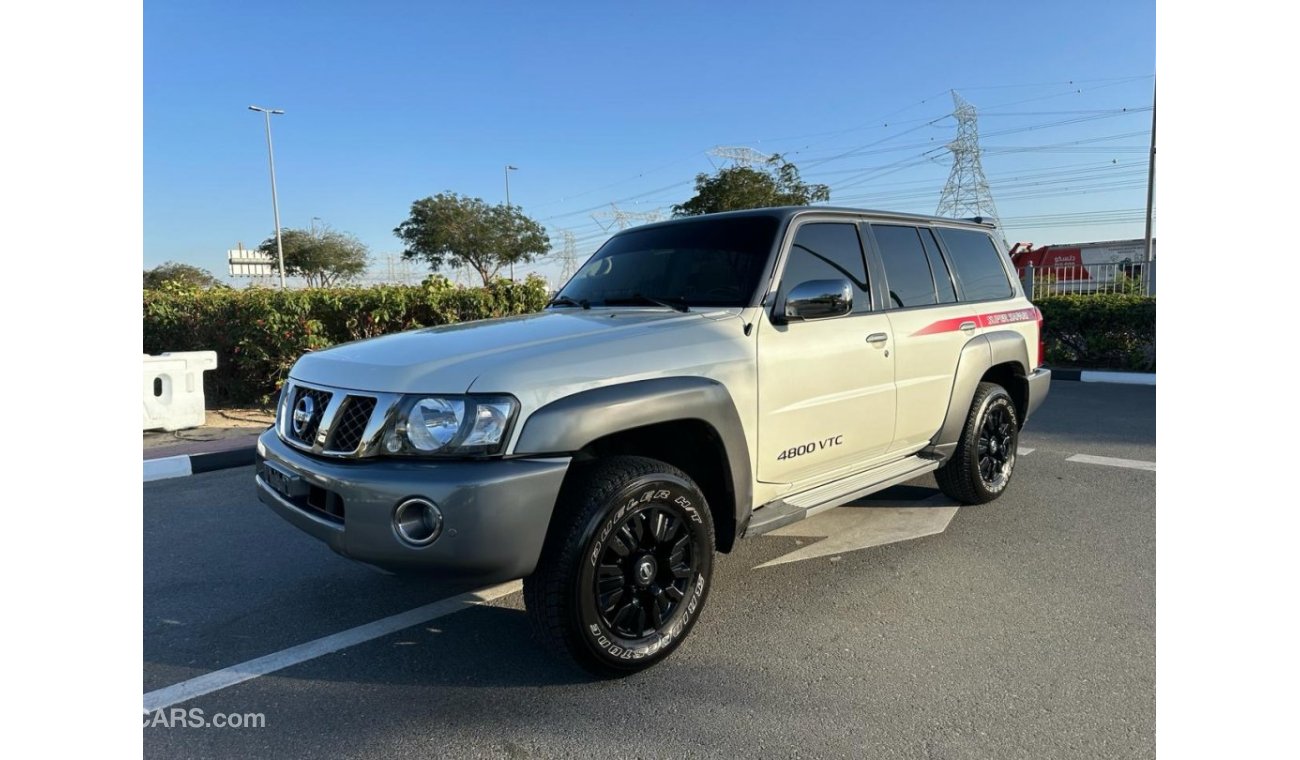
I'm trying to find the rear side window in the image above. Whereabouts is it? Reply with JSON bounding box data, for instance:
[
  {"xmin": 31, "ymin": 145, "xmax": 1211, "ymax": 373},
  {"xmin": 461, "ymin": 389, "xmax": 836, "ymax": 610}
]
[
  {"xmin": 935, "ymin": 227, "xmax": 1013, "ymax": 301},
  {"xmin": 920, "ymin": 228, "xmax": 958, "ymax": 303},
  {"xmin": 779, "ymin": 223, "xmax": 871, "ymax": 312},
  {"xmin": 872, "ymin": 225, "xmax": 938, "ymax": 309}
]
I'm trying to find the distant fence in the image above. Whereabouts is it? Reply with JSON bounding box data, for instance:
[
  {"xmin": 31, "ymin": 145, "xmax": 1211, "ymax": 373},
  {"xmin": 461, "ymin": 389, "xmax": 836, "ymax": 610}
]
[{"xmin": 1021, "ymin": 260, "xmax": 1156, "ymax": 298}]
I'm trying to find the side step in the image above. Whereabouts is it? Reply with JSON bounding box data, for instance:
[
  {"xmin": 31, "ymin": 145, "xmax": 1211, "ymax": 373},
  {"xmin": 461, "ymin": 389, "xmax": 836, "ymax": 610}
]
[{"xmin": 744, "ymin": 453, "xmax": 944, "ymax": 537}]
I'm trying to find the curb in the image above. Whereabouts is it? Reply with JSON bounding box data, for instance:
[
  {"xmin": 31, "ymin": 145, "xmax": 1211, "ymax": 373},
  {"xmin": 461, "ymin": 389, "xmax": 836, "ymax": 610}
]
[
  {"xmin": 144, "ymin": 447, "xmax": 256, "ymax": 483},
  {"xmin": 1051, "ymin": 369, "xmax": 1156, "ymax": 386}
]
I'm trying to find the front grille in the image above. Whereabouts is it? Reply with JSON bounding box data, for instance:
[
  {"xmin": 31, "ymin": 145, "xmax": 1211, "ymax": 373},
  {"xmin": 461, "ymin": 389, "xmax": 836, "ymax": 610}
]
[
  {"xmin": 329, "ymin": 396, "xmax": 377, "ymax": 452},
  {"xmin": 289, "ymin": 386, "xmax": 332, "ymax": 445}
]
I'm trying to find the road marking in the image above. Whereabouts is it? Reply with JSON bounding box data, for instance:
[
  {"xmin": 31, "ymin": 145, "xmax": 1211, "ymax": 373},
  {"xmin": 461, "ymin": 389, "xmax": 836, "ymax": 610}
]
[
  {"xmin": 756, "ymin": 495, "xmax": 958, "ymax": 568},
  {"xmin": 143, "ymin": 580, "xmax": 522, "ymax": 713},
  {"xmin": 144, "ymin": 455, "xmax": 191, "ymax": 482},
  {"xmin": 1066, "ymin": 453, "xmax": 1156, "ymax": 472},
  {"xmin": 1020, "ymin": 448, "xmax": 1035, "ymax": 455},
  {"xmin": 1080, "ymin": 370, "xmax": 1156, "ymax": 386}
]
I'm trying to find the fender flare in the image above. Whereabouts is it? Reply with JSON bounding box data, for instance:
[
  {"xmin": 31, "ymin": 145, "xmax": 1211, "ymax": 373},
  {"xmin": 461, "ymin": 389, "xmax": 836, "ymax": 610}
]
[
  {"xmin": 513, "ymin": 376, "xmax": 753, "ymax": 536},
  {"xmin": 931, "ymin": 331, "xmax": 1030, "ymax": 451}
]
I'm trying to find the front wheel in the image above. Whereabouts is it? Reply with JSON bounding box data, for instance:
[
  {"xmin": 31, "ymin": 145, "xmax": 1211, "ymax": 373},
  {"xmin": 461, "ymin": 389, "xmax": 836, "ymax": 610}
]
[
  {"xmin": 935, "ymin": 381, "xmax": 1020, "ymax": 504},
  {"xmin": 523, "ymin": 456, "xmax": 715, "ymax": 677}
]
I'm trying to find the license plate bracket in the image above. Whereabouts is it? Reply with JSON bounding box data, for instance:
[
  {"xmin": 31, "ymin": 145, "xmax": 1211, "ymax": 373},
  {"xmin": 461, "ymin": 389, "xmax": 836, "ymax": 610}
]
[{"xmin": 262, "ymin": 461, "xmax": 308, "ymax": 499}]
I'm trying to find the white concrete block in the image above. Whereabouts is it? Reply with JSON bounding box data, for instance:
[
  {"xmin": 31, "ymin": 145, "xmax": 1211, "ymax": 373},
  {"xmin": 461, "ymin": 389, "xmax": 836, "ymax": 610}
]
[{"xmin": 143, "ymin": 351, "xmax": 218, "ymax": 431}]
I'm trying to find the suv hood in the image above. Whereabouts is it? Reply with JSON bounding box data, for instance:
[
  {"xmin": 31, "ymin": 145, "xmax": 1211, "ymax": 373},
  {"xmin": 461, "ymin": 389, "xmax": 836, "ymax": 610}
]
[{"xmin": 289, "ymin": 308, "xmax": 736, "ymax": 394}]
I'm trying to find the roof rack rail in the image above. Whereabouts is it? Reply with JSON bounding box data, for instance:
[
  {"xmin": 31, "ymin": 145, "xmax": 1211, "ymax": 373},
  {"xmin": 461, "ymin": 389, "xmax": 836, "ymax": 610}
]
[{"xmin": 965, "ymin": 216, "xmax": 998, "ymax": 228}]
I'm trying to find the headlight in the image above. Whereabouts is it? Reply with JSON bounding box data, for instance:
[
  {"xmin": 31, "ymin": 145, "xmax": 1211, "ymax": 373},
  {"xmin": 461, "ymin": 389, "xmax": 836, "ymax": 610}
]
[
  {"xmin": 383, "ymin": 395, "xmax": 518, "ymax": 456},
  {"xmin": 406, "ymin": 397, "xmax": 465, "ymax": 452}
]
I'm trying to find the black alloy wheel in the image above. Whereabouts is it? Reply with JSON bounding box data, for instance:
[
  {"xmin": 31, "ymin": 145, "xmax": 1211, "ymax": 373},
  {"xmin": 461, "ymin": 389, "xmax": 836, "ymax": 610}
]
[
  {"xmin": 524, "ymin": 456, "xmax": 715, "ymax": 677},
  {"xmin": 978, "ymin": 402, "xmax": 1015, "ymax": 489},
  {"xmin": 935, "ymin": 381, "xmax": 1020, "ymax": 505},
  {"xmin": 594, "ymin": 504, "xmax": 697, "ymax": 639}
]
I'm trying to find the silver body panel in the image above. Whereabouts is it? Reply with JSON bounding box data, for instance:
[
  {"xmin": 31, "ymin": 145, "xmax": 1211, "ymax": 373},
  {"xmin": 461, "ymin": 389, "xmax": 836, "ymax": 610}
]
[{"xmin": 257, "ymin": 207, "xmax": 1049, "ymax": 578}]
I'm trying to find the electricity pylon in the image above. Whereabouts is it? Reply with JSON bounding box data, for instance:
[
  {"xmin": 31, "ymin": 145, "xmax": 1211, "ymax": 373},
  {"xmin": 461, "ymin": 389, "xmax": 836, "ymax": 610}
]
[
  {"xmin": 935, "ymin": 91, "xmax": 1000, "ymax": 226},
  {"xmin": 707, "ymin": 146, "xmax": 773, "ymax": 168},
  {"xmin": 591, "ymin": 203, "xmax": 663, "ymax": 231},
  {"xmin": 557, "ymin": 230, "xmax": 580, "ymax": 283}
]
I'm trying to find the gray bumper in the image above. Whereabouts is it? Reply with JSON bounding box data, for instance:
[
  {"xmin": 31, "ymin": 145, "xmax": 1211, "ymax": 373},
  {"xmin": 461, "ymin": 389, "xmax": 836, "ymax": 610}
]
[
  {"xmin": 255, "ymin": 429, "xmax": 570, "ymax": 580},
  {"xmin": 1024, "ymin": 367, "xmax": 1051, "ymax": 422}
]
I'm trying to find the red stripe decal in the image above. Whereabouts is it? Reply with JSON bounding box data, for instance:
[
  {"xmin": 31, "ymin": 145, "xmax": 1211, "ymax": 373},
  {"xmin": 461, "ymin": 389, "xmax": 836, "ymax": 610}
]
[{"xmin": 912, "ymin": 308, "xmax": 1037, "ymax": 336}]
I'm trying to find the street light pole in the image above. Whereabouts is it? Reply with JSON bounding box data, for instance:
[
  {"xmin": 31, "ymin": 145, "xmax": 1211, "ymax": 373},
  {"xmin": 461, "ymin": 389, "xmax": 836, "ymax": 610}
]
[
  {"xmin": 1142, "ymin": 83, "xmax": 1156, "ymax": 263},
  {"xmin": 249, "ymin": 105, "xmax": 287, "ymax": 288},
  {"xmin": 505, "ymin": 164, "xmax": 518, "ymax": 280}
]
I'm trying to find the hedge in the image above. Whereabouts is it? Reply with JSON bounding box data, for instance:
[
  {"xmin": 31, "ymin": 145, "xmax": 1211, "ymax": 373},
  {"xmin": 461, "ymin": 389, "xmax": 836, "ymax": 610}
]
[
  {"xmin": 1036, "ymin": 294, "xmax": 1156, "ymax": 371},
  {"xmin": 145, "ymin": 281, "xmax": 1155, "ymax": 407},
  {"xmin": 143, "ymin": 276, "xmax": 550, "ymax": 407}
]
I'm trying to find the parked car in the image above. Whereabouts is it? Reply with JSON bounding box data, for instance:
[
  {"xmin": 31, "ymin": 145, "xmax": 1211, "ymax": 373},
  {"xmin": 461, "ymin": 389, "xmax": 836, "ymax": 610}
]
[{"xmin": 255, "ymin": 206, "xmax": 1050, "ymax": 675}]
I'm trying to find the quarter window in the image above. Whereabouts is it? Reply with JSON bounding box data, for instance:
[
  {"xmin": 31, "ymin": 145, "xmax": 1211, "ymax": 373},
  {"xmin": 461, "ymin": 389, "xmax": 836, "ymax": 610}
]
[
  {"xmin": 872, "ymin": 225, "xmax": 938, "ymax": 309},
  {"xmin": 779, "ymin": 223, "xmax": 871, "ymax": 312},
  {"xmin": 920, "ymin": 228, "xmax": 958, "ymax": 304},
  {"xmin": 935, "ymin": 227, "xmax": 1013, "ymax": 301}
]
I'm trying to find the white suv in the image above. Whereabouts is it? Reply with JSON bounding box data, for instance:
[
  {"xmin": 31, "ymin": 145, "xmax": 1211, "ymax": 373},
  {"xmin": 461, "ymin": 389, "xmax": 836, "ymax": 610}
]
[{"xmin": 255, "ymin": 206, "xmax": 1050, "ymax": 675}]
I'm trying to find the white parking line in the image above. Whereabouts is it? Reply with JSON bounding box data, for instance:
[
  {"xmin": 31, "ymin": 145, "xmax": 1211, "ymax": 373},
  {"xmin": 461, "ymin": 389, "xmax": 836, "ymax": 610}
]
[
  {"xmin": 1066, "ymin": 453, "xmax": 1156, "ymax": 472},
  {"xmin": 1020, "ymin": 448, "xmax": 1035, "ymax": 455},
  {"xmin": 143, "ymin": 580, "xmax": 522, "ymax": 713}
]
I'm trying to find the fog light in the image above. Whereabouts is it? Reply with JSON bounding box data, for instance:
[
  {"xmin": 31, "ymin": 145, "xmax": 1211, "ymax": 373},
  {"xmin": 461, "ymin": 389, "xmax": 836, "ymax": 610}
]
[{"xmin": 393, "ymin": 498, "xmax": 443, "ymax": 546}]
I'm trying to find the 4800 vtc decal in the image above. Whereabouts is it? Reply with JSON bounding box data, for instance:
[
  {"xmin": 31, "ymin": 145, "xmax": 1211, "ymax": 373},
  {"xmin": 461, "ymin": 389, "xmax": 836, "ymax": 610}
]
[{"xmin": 776, "ymin": 434, "xmax": 844, "ymax": 461}]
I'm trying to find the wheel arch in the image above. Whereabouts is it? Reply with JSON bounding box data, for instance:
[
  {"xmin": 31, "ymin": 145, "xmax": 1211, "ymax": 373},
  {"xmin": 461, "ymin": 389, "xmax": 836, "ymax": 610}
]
[
  {"xmin": 931, "ymin": 330, "xmax": 1032, "ymax": 452},
  {"xmin": 513, "ymin": 377, "xmax": 752, "ymax": 552}
]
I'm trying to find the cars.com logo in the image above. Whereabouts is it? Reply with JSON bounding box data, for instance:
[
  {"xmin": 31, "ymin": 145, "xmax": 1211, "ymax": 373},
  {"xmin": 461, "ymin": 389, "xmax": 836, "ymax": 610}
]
[{"xmin": 144, "ymin": 709, "xmax": 266, "ymax": 729}]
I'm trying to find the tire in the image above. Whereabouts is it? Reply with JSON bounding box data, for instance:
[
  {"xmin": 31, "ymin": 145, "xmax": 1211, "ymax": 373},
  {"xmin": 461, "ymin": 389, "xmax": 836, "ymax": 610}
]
[
  {"xmin": 935, "ymin": 382, "xmax": 1020, "ymax": 505},
  {"xmin": 523, "ymin": 455, "xmax": 715, "ymax": 677}
]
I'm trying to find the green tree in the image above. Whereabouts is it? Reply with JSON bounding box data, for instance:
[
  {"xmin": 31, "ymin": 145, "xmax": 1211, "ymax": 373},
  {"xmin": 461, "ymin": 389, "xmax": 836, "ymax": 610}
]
[
  {"xmin": 143, "ymin": 261, "xmax": 224, "ymax": 290},
  {"xmin": 257, "ymin": 225, "xmax": 369, "ymax": 287},
  {"xmin": 393, "ymin": 192, "xmax": 550, "ymax": 285},
  {"xmin": 673, "ymin": 155, "xmax": 830, "ymax": 217}
]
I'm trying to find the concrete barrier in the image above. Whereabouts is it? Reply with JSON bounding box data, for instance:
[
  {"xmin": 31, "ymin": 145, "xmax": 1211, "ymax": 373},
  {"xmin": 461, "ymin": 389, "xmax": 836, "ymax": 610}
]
[{"xmin": 143, "ymin": 351, "xmax": 217, "ymax": 431}]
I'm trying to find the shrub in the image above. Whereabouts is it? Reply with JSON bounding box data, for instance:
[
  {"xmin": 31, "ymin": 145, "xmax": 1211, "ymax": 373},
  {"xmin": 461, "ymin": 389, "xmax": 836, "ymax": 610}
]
[
  {"xmin": 143, "ymin": 276, "xmax": 550, "ymax": 407},
  {"xmin": 1036, "ymin": 294, "xmax": 1156, "ymax": 371}
]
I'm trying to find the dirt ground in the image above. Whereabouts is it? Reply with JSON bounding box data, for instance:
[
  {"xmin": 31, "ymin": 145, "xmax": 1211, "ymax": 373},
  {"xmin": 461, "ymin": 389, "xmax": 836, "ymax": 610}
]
[{"xmin": 143, "ymin": 409, "xmax": 275, "ymax": 450}]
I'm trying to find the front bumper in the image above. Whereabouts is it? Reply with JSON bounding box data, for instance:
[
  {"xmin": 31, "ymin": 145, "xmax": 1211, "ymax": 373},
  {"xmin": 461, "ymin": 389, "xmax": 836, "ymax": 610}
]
[
  {"xmin": 255, "ymin": 429, "xmax": 570, "ymax": 580},
  {"xmin": 1024, "ymin": 367, "xmax": 1051, "ymax": 421}
]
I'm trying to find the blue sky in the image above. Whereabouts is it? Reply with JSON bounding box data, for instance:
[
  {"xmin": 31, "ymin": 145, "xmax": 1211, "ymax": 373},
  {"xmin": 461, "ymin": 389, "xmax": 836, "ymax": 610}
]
[{"xmin": 145, "ymin": 0, "xmax": 1155, "ymax": 285}]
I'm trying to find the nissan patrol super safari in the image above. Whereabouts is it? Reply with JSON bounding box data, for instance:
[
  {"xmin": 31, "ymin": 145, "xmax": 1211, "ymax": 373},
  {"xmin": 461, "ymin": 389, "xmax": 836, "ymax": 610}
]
[{"xmin": 255, "ymin": 206, "xmax": 1050, "ymax": 676}]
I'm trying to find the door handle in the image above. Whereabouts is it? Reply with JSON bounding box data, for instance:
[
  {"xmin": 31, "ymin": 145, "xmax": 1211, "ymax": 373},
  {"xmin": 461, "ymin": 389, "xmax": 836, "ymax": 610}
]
[
  {"xmin": 866, "ymin": 333, "xmax": 888, "ymax": 345},
  {"xmin": 959, "ymin": 321, "xmax": 977, "ymax": 331}
]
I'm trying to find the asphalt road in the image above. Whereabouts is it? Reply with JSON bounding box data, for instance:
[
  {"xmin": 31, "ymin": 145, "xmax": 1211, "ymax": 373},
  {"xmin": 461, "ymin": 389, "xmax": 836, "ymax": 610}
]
[{"xmin": 143, "ymin": 380, "xmax": 1155, "ymax": 759}]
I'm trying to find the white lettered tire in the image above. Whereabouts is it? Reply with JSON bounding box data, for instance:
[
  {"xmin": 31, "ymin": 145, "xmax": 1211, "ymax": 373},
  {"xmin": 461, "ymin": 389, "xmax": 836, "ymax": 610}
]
[{"xmin": 523, "ymin": 456, "xmax": 715, "ymax": 677}]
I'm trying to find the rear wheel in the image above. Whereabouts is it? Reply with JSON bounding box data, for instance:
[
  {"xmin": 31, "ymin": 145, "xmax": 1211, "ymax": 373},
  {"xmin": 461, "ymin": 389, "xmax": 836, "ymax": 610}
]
[
  {"xmin": 523, "ymin": 456, "xmax": 714, "ymax": 677},
  {"xmin": 936, "ymin": 382, "xmax": 1020, "ymax": 504}
]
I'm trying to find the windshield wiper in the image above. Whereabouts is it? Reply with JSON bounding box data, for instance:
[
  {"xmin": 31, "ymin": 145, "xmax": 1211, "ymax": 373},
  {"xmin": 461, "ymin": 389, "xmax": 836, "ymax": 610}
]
[
  {"xmin": 607, "ymin": 293, "xmax": 690, "ymax": 313},
  {"xmin": 546, "ymin": 295, "xmax": 590, "ymax": 309}
]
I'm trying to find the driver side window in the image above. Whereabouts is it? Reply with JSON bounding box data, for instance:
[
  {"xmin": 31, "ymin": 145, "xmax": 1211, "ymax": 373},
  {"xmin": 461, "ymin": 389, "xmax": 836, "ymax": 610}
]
[{"xmin": 778, "ymin": 223, "xmax": 871, "ymax": 313}]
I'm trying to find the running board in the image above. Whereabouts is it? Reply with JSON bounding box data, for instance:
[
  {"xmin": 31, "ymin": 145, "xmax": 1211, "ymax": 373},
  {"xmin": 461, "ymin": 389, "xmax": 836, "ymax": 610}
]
[{"xmin": 745, "ymin": 454, "xmax": 944, "ymax": 537}]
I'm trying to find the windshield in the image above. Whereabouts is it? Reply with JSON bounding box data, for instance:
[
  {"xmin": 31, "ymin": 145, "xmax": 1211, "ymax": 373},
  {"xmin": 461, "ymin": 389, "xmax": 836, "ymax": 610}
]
[{"xmin": 554, "ymin": 216, "xmax": 779, "ymax": 309}]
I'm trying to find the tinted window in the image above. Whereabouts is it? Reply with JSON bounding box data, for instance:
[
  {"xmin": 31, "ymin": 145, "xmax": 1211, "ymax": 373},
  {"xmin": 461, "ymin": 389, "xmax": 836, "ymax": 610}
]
[
  {"xmin": 779, "ymin": 223, "xmax": 870, "ymax": 312},
  {"xmin": 872, "ymin": 225, "xmax": 937, "ymax": 309},
  {"xmin": 935, "ymin": 227, "xmax": 1013, "ymax": 301},
  {"xmin": 558, "ymin": 216, "xmax": 778, "ymax": 308},
  {"xmin": 920, "ymin": 228, "xmax": 958, "ymax": 303}
]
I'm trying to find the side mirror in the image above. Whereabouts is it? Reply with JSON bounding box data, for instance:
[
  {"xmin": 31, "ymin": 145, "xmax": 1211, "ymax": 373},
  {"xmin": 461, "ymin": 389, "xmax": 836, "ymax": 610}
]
[{"xmin": 780, "ymin": 279, "xmax": 852, "ymax": 323}]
